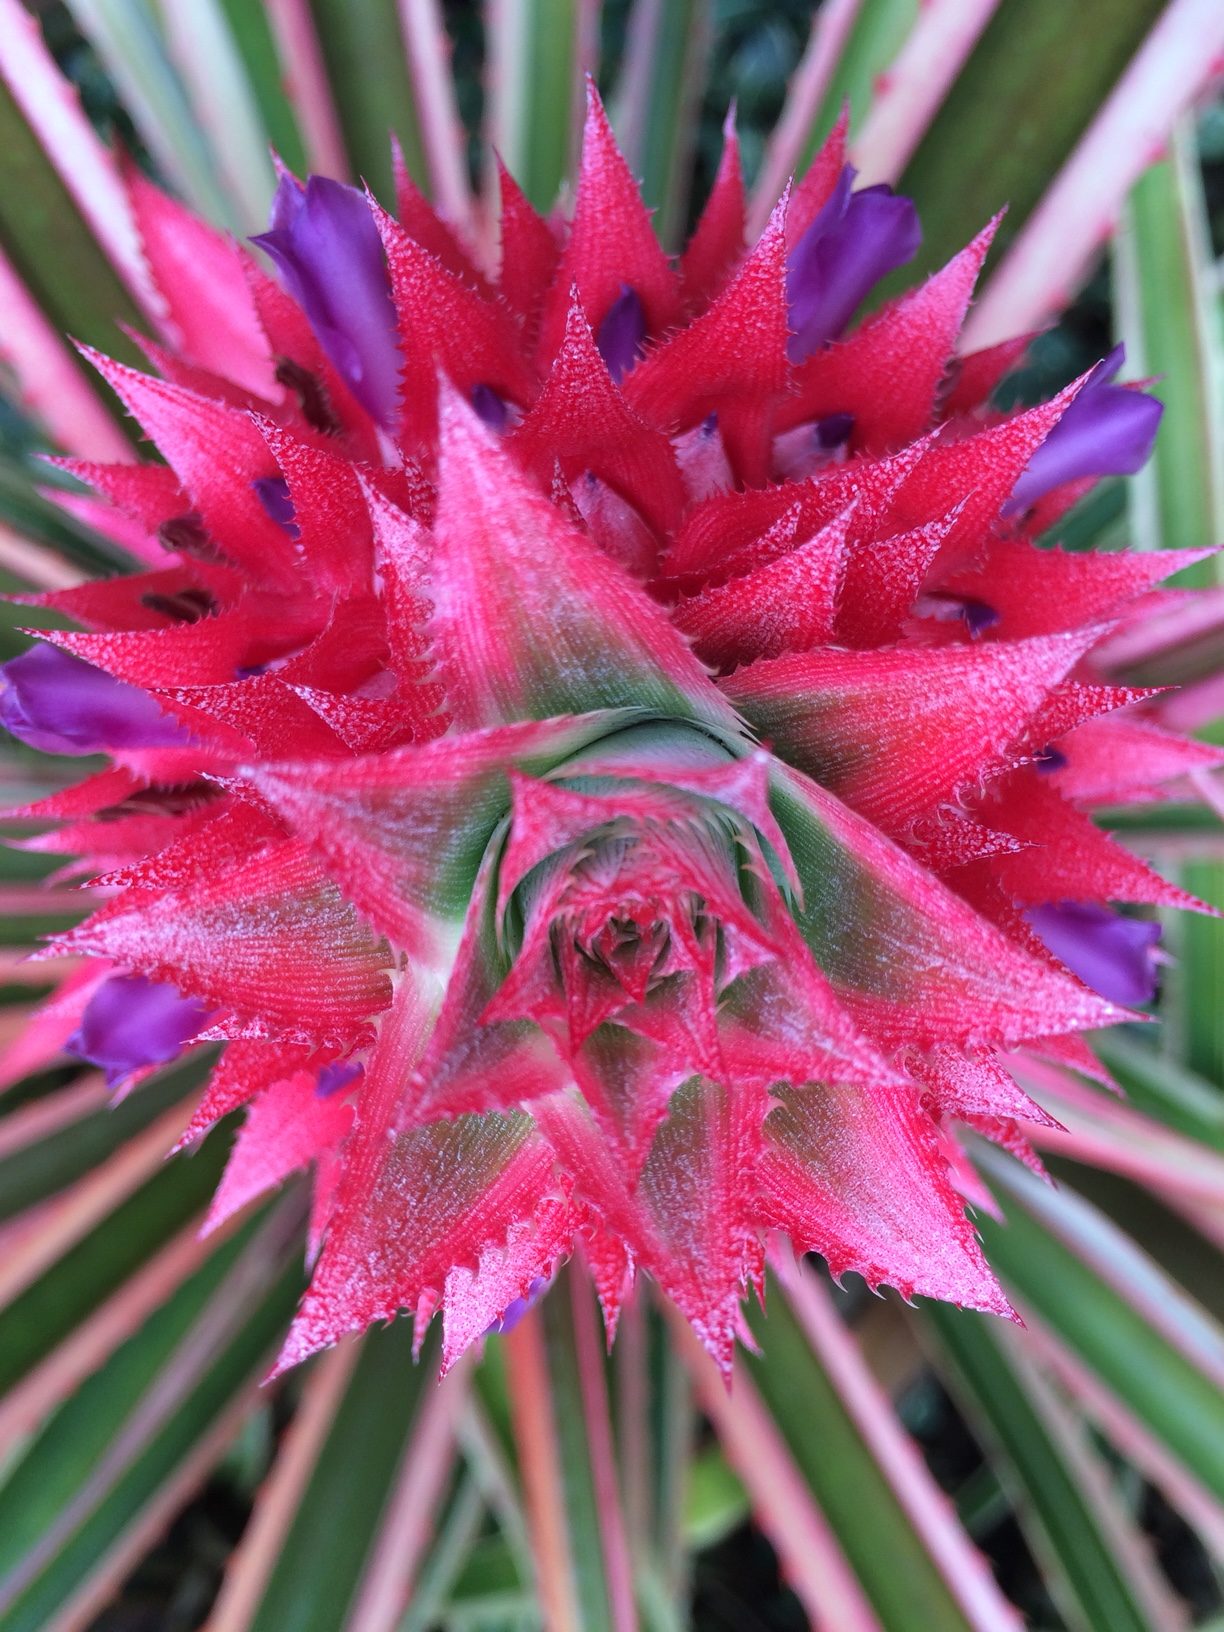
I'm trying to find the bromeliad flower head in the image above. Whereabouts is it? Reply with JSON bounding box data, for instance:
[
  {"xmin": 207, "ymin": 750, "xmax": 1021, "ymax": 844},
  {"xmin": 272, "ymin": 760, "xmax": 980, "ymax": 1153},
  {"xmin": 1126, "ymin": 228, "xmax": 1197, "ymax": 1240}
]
[{"xmin": 4, "ymin": 87, "xmax": 1216, "ymax": 1379}]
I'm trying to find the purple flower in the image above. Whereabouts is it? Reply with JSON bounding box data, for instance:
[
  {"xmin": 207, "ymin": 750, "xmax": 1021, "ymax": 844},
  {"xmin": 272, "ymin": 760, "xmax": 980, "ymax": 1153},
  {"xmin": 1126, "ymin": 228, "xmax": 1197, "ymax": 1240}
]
[
  {"xmin": 786, "ymin": 168, "xmax": 921, "ymax": 362},
  {"xmin": 1007, "ymin": 345, "xmax": 1163, "ymax": 513},
  {"xmin": 253, "ymin": 475, "xmax": 300, "ymax": 537},
  {"xmin": 489, "ymin": 1275, "xmax": 551, "ymax": 1336},
  {"xmin": 596, "ymin": 285, "xmax": 647, "ymax": 384},
  {"xmin": 253, "ymin": 174, "xmax": 400, "ymax": 428},
  {"xmin": 1032, "ymin": 745, "xmax": 1068, "ymax": 774},
  {"xmin": 816, "ymin": 412, "xmax": 855, "ymax": 450},
  {"xmin": 0, "ymin": 643, "xmax": 192, "ymax": 756},
  {"xmin": 1025, "ymin": 901, "xmax": 1162, "ymax": 1007},
  {"xmin": 470, "ymin": 383, "xmax": 509, "ymax": 432},
  {"xmin": 66, "ymin": 974, "xmax": 214, "ymax": 1088},
  {"xmin": 316, "ymin": 1059, "xmax": 363, "ymax": 1098}
]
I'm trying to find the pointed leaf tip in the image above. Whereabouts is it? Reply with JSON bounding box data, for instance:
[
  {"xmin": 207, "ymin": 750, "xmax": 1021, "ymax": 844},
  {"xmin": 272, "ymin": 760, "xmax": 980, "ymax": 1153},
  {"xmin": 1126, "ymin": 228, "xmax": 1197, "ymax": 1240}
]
[
  {"xmin": 430, "ymin": 380, "xmax": 733, "ymax": 732},
  {"xmin": 536, "ymin": 77, "xmax": 680, "ymax": 369}
]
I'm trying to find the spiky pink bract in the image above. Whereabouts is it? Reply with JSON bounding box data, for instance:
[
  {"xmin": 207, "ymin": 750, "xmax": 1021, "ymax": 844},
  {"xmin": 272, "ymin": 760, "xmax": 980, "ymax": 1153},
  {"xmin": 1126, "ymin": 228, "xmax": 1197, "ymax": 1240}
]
[{"xmin": 3, "ymin": 89, "xmax": 1208, "ymax": 1381}]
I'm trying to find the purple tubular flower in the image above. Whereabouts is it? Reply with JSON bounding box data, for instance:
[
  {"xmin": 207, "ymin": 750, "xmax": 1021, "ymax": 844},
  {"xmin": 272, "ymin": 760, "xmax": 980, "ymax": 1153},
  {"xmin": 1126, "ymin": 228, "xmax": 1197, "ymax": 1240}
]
[
  {"xmin": 253, "ymin": 174, "xmax": 401, "ymax": 428},
  {"xmin": 597, "ymin": 284, "xmax": 647, "ymax": 383},
  {"xmin": 1025, "ymin": 902, "xmax": 1162, "ymax": 1007},
  {"xmin": 786, "ymin": 167, "xmax": 921, "ymax": 362},
  {"xmin": 1007, "ymin": 345, "xmax": 1164, "ymax": 512},
  {"xmin": 66, "ymin": 974, "xmax": 214, "ymax": 1088},
  {"xmin": 0, "ymin": 643, "xmax": 192, "ymax": 756},
  {"xmin": 253, "ymin": 475, "xmax": 300, "ymax": 537}
]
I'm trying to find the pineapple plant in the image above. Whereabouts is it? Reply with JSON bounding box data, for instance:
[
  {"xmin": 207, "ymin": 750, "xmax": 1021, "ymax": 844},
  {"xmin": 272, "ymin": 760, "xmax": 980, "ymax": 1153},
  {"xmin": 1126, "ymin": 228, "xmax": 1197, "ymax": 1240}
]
[{"xmin": 0, "ymin": 3, "xmax": 1222, "ymax": 1628}]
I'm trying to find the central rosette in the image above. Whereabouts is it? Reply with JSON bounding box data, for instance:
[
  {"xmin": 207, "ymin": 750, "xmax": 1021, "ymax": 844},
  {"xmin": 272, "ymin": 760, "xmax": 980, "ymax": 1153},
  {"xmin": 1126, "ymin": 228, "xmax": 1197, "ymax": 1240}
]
[{"xmin": 479, "ymin": 722, "xmax": 838, "ymax": 1164}]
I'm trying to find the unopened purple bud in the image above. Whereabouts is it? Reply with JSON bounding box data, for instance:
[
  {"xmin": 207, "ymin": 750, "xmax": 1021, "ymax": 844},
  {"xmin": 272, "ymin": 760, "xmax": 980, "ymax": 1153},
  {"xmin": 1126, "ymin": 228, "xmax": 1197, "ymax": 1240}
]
[
  {"xmin": 66, "ymin": 973, "xmax": 213, "ymax": 1087},
  {"xmin": 1007, "ymin": 346, "xmax": 1163, "ymax": 513},
  {"xmin": 960, "ymin": 599, "xmax": 1000, "ymax": 639},
  {"xmin": 915, "ymin": 593, "xmax": 1000, "ymax": 639},
  {"xmin": 254, "ymin": 174, "xmax": 401, "ymax": 428},
  {"xmin": 787, "ymin": 168, "xmax": 921, "ymax": 362},
  {"xmin": 471, "ymin": 383, "xmax": 509, "ymax": 432},
  {"xmin": 597, "ymin": 285, "xmax": 647, "ymax": 384},
  {"xmin": 0, "ymin": 643, "xmax": 192, "ymax": 756},
  {"xmin": 816, "ymin": 412, "xmax": 855, "ymax": 450},
  {"xmin": 316, "ymin": 1059, "xmax": 363, "ymax": 1098},
  {"xmin": 1025, "ymin": 901, "xmax": 1162, "ymax": 1007},
  {"xmin": 253, "ymin": 475, "xmax": 300, "ymax": 537}
]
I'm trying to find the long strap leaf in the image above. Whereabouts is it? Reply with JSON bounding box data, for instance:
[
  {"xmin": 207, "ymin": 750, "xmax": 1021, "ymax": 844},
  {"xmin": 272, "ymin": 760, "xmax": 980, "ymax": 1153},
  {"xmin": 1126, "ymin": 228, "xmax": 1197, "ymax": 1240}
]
[{"xmin": 925, "ymin": 1303, "xmax": 1187, "ymax": 1632}]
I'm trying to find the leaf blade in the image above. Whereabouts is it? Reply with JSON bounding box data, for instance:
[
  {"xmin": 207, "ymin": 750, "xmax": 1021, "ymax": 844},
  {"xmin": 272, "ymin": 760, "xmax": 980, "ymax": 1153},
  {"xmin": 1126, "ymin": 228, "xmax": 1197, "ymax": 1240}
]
[{"xmin": 926, "ymin": 1303, "xmax": 1185, "ymax": 1632}]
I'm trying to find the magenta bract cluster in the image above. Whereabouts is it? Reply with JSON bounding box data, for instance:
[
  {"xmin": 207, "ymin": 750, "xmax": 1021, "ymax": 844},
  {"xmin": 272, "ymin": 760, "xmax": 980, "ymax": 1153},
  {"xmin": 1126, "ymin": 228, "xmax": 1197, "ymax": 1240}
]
[{"xmin": 1, "ymin": 92, "xmax": 1210, "ymax": 1378}]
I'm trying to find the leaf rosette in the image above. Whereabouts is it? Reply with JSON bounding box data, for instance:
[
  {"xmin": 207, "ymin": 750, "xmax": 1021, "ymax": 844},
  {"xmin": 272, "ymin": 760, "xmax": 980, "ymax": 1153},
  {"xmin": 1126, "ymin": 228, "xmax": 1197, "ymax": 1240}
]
[{"xmin": 0, "ymin": 84, "xmax": 1207, "ymax": 1386}]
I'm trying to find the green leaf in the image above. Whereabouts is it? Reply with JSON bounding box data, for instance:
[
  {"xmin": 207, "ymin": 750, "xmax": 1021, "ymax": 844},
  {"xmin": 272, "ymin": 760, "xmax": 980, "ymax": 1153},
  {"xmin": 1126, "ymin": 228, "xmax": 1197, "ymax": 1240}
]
[
  {"xmin": 0, "ymin": 1055, "xmax": 206, "ymax": 1227},
  {"xmin": 807, "ymin": 0, "xmax": 917, "ymax": 168},
  {"xmin": 306, "ymin": 0, "xmax": 425, "ymax": 202},
  {"xmin": 1091, "ymin": 1031, "xmax": 1224, "ymax": 1154},
  {"xmin": 484, "ymin": 0, "xmax": 587, "ymax": 214},
  {"xmin": 399, "ymin": 1473, "xmax": 488, "ymax": 1632},
  {"xmin": 63, "ymin": 0, "xmax": 239, "ymax": 228},
  {"xmin": 0, "ymin": 79, "xmax": 143, "ymax": 374},
  {"xmin": 976, "ymin": 1147, "xmax": 1224, "ymax": 1500},
  {"xmin": 0, "ymin": 1107, "xmax": 228, "ymax": 1397},
  {"xmin": 1105, "ymin": 803, "xmax": 1223, "ymax": 839},
  {"xmin": 448, "ymin": 1537, "xmax": 529, "ymax": 1601},
  {"xmin": 611, "ymin": 0, "xmax": 708, "ymax": 250},
  {"xmin": 641, "ymin": 1299, "xmax": 692, "ymax": 1602},
  {"xmin": 953, "ymin": 1463, "xmax": 1010, "ymax": 1539},
  {"xmin": 682, "ymin": 1446, "xmax": 747, "ymax": 1551},
  {"xmin": 156, "ymin": 0, "xmax": 279, "ymax": 229},
  {"xmin": 1115, "ymin": 118, "xmax": 1224, "ymax": 1087},
  {"xmin": 894, "ymin": 0, "xmax": 1163, "ymax": 283},
  {"xmin": 1042, "ymin": 480, "xmax": 1128, "ymax": 554},
  {"xmin": 747, "ymin": 0, "xmax": 915, "ymax": 239},
  {"xmin": 0, "ymin": 455, "xmax": 138, "ymax": 577},
  {"xmin": 741, "ymin": 1265, "xmax": 989, "ymax": 1632},
  {"xmin": 0, "ymin": 1204, "xmax": 300, "ymax": 1632},
  {"xmin": 1115, "ymin": 122, "xmax": 1224, "ymax": 576},
  {"xmin": 247, "ymin": 1320, "xmax": 442, "ymax": 1629},
  {"xmin": 497, "ymin": 1270, "xmax": 636, "ymax": 1632},
  {"xmin": 926, "ymin": 1304, "xmax": 1181, "ymax": 1632},
  {"xmin": 215, "ymin": 0, "xmax": 308, "ymax": 175},
  {"xmin": 538, "ymin": 1274, "xmax": 628, "ymax": 1630}
]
